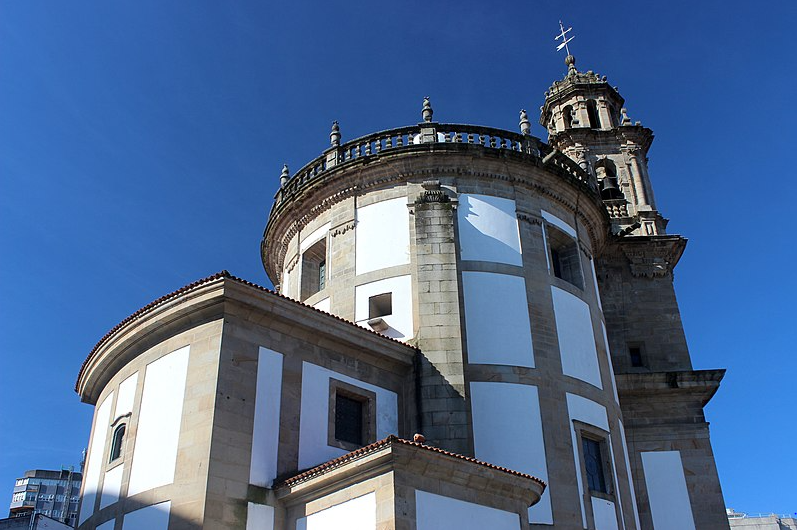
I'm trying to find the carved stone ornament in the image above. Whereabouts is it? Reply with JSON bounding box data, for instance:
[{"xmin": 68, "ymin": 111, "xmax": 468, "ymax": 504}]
[
  {"xmin": 330, "ymin": 220, "xmax": 355, "ymax": 237},
  {"xmin": 516, "ymin": 212, "xmax": 542, "ymax": 226},
  {"xmin": 416, "ymin": 180, "xmax": 451, "ymax": 204},
  {"xmin": 620, "ymin": 238, "xmax": 686, "ymax": 278}
]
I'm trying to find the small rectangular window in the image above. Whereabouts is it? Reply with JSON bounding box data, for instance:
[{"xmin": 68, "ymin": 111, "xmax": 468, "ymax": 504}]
[
  {"xmin": 368, "ymin": 292, "xmax": 392, "ymax": 319},
  {"xmin": 300, "ymin": 237, "xmax": 327, "ymax": 301},
  {"xmin": 334, "ymin": 393, "xmax": 364, "ymax": 446},
  {"xmin": 582, "ymin": 437, "xmax": 608, "ymax": 493},
  {"xmin": 629, "ymin": 346, "xmax": 643, "ymax": 367},
  {"xmin": 547, "ymin": 224, "xmax": 584, "ymax": 289}
]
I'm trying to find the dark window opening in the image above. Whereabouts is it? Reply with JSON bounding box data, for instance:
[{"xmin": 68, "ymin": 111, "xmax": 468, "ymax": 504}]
[
  {"xmin": 587, "ymin": 100, "xmax": 601, "ymax": 129},
  {"xmin": 300, "ymin": 237, "xmax": 327, "ymax": 301},
  {"xmin": 563, "ymin": 105, "xmax": 575, "ymax": 129},
  {"xmin": 547, "ymin": 225, "xmax": 584, "ymax": 289},
  {"xmin": 368, "ymin": 292, "xmax": 392, "ymax": 319},
  {"xmin": 582, "ymin": 437, "xmax": 608, "ymax": 493},
  {"xmin": 109, "ymin": 424, "xmax": 126, "ymax": 463},
  {"xmin": 629, "ymin": 345, "xmax": 643, "ymax": 367},
  {"xmin": 334, "ymin": 393, "xmax": 364, "ymax": 446}
]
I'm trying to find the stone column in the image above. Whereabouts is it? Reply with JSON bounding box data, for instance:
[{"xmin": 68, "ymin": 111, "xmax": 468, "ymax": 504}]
[
  {"xmin": 410, "ymin": 182, "xmax": 470, "ymax": 456},
  {"xmin": 624, "ymin": 146, "xmax": 650, "ymax": 208}
]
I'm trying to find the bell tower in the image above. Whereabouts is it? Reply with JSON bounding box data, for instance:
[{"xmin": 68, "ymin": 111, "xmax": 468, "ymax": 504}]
[{"xmin": 540, "ymin": 54, "xmax": 666, "ymax": 236}]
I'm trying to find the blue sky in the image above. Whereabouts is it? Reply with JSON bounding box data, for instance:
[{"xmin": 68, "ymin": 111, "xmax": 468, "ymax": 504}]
[{"xmin": 1, "ymin": 0, "xmax": 795, "ymax": 516}]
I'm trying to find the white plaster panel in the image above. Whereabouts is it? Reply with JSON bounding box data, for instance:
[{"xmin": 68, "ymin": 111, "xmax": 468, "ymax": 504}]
[
  {"xmin": 416, "ymin": 490, "xmax": 519, "ymax": 529},
  {"xmin": 541, "ymin": 223, "xmax": 551, "ymax": 270},
  {"xmin": 79, "ymin": 392, "xmax": 113, "ymax": 525},
  {"xmin": 127, "ymin": 346, "xmax": 190, "ymax": 497},
  {"xmin": 458, "ymin": 194, "xmax": 522, "ymax": 265},
  {"xmin": 355, "ymin": 197, "xmax": 410, "ymax": 275},
  {"xmin": 313, "ymin": 297, "xmax": 330, "ymax": 313},
  {"xmin": 592, "ymin": 497, "xmax": 620, "ymax": 530},
  {"xmin": 470, "ymin": 382, "xmax": 551, "ymax": 524},
  {"xmin": 354, "ymin": 275, "xmax": 413, "ymax": 340},
  {"xmin": 114, "ymin": 372, "xmax": 138, "ymax": 419},
  {"xmin": 247, "ymin": 502, "xmax": 275, "ymax": 530},
  {"xmin": 566, "ymin": 393, "xmax": 610, "ymax": 528},
  {"xmin": 641, "ymin": 451, "xmax": 696, "ymax": 530},
  {"xmin": 96, "ymin": 520, "xmax": 115, "ymax": 530},
  {"xmin": 298, "ymin": 363, "xmax": 398, "ymax": 470},
  {"xmin": 250, "ymin": 347, "xmax": 283, "ymax": 488},
  {"xmin": 282, "ymin": 269, "xmax": 291, "ymax": 298},
  {"xmin": 99, "ymin": 465, "xmax": 123, "ymax": 509},
  {"xmin": 122, "ymin": 500, "xmax": 171, "ymax": 530},
  {"xmin": 619, "ymin": 420, "xmax": 641, "ymax": 530},
  {"xmin": 300, "ymin": 223, "xmax": 331, "ymax": 252},
  {"xmin": 590, "ymin": 258, "xmax": 602, "ymax": 310},
  {"xmin": 296, "ymin": 492, "xmax": 375, "ymax": 530},
  {"xmin": 600, "ymin": 321, "xmax": 619, "ymax": 404},
  {"xmin": 552, "ymin": 286, "xmax": 602, "ymax": 388},
  {"xmin": 462, "ymin": 272, "xmax": 534, "ymax": 367},
  {"xmin": 541, "ymin": 209, "xmax": 577, "ymax": 237}
]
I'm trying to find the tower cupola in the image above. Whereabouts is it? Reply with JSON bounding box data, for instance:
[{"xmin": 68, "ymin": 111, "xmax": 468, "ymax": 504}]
[{"xmin": 540, "ymin": 55, "xmax": 666, "ymax": 236}]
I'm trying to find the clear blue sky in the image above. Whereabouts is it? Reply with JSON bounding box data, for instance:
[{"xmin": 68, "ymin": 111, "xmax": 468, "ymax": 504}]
[{"xmin": 1, "ymin": 0, "xmax": 795, "ymax": 516}]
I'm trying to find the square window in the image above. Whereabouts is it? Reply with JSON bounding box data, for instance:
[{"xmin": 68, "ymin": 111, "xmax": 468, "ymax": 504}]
[
  {"xmin": 368, "ymin": 293, "xmax": 392, "ymax": 319},
  {"xmin": 327, "ymin": 379, "xmax": 377, "ymax": 451},
  {"xmin": 334, "ymin": 394, "xmax": 364, "ymax": 446},
  {"xmin": 300, "ymin": 237, "xmax": 328, "ymax": 301},
  {"xmin": 546, "ymin": 225, "xmax": 584, "ymax": 289}
]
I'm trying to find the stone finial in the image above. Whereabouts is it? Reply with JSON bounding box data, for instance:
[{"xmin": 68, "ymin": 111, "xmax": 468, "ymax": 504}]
[
  {"xmin": 329, "ymin": 121, "xmax": 341, "ymax": 147},
  {"xmin": 413, "ymin": 433, "xmax": 426, "ymax": 444},
  {"xmin": 565, "ymin": 54, "xmax": 577, "ymax": 75},
  {"xmin": 279, "ymin": 164, "xmax": 289, "ymax": 187},
  {"xmin": 621, "ymin": 108, "xmax": 632, "ymax": 125},
  {"xmin": 422, "ymin": 96, "xmax": 433, "ymax": 122},
  {"xmin": 519, "ymin": 109, "xmax": 531, "ymax": 135}
]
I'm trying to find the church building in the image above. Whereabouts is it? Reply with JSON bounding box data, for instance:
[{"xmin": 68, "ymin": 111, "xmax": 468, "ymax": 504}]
[{"xmin": 74, "ymin": 53, "xmax": 728, "ymax": 530}]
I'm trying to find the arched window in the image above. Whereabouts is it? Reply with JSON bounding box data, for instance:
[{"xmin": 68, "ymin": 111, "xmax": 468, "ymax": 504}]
[
  {"xmin": 562, "ymin": 105, "xmax": 574, "ymax": 129},
  {"xmin": 109, "ymin": 424, "xmax": 126, "ymax": 463},
  {"xmin": 586, "ymin": 100, "xmax": 601, "ymax": 129}
]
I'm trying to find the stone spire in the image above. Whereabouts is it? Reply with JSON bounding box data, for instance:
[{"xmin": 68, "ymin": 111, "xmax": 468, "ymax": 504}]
[
  {"xmin": 330, "ymin": 121, "xmax": 341, "ymax": 147},
  {"xmin": 279, "ymin": 164, "xmax": 289, "ymax": 188},
  {"xmin": 422, "ymin": 97, "xmax": 433, "ymax": 123}
]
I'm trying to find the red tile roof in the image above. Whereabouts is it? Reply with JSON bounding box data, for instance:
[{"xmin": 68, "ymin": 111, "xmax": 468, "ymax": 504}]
[
  {"xmin": 75, "ymin": 271, "xmax": 418, "ymax": 392},
  {"xmin": 277, "ymin": 435, "xmax": 546, "ymax": 487}
]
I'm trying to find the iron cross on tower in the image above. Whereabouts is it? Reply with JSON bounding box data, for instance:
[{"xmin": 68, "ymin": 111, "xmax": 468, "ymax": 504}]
[{"xmin": 555, "ymin": 20, "xmax": 574, "ymax": 55}]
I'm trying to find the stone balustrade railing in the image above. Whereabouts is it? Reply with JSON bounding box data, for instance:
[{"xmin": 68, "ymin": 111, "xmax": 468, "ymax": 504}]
[{"xmin": 273, "ymin": 122, "xmax": 594, "ymax": 208}]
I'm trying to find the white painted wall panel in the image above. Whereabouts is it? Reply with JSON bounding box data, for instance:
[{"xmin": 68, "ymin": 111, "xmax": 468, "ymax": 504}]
[
  {"xmin": 566, "ymin": 393, "xmax": 611, "ymax": 528},
  {"xmin": 463, "ymin": 272, "xmax": 534, "ymax": 367},
  {"xmin": 296, "ymin": 492, "xmax": 375, "ymax": 530},
  {"xmin": 250, "ymin": 347, "xmax": 284, "ymax": 488},
  {"xmin": 619, "ymin": 420, "xmax": 641, "ymax": 530},
  {"xmin": 99, "ymin": 465, "xmax": 123, "ymax": 509},
  {"xmin": 590, "ymin": 258, "xmax": 602, "ymax": 310},
  {"xmin": 122, "ymin": 500, "xmax": 171, "ymax": 530},
  {"xmin": 79, "ymin": 392, "xmax": 113, "ymax": 525},
  {"xmin": 600, "ymin": 321, "xmax": 619, "ymax": 404},
  {"xmin": 541, "ymin": 209, "xmax": 577, "ymax": 238},
  {"xmin": 416, "ymin": 490, "xmax": 519, "ymax": 530},
  {"xmin": 247, "ymin": 502, "xmax": 275, "ymax": 530},
  {"xmin": 592, "ymin": 497, "xmax": 620, "ymax": 530},
  {"xmin": 552, "ymin": 286, "xmax": 602, "ymax": 388},
  {"xmin": 355, "ymin": 197, "xmax": 410, "ymax": 275},
  {"xmin": 458, "ymin": 194, "xmax": 522, "ymax": 265},
  {"xmin": 313, "ymin": 297, "xmax": 330, "ymax": 313},
  {"xmin": 300, "ymin": 223, "xmax": 331, "ymax": 252},
  {"xmin": 355, "ymin": 275, "xmax": 413, "ymax": 340},
  {"xmin": 470, "ymin": 382, "xmax": 551, "ymax": 524},
  {"xmin": 127, "ymin": 346, "xmax": 190, "ymax": 497},
  {"xmin": 641, "ymin": 451, "xmax": 696, "ymax": 530},
  {"xmin": 96, "ymin": 520, "xmax": 114, "ymax": 530},
  {"xmin": 114, "ymin": 372, "xmax": 138, "ymax": 418},
  {"xmin": 298, "ymin": 363, "xmax": 398, "ymax": 470},
  {"xmin": 282, "ymin": 269, "xmax": 291, "ymax": 298}
]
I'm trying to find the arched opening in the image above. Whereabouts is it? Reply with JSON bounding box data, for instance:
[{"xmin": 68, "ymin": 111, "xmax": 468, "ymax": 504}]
[
  {"xmin": 586, "ymin": 100, "xmax": 601, "ymax": 129},
  {"xmin": 109, "ymin": 424, "xmax": 126, "ymax": 462},
  {"xmin": 595, "ymin": 159, "xmax": 623, "ymax": 200},
  {"xmin": 562, "ymin": 105, "xmax": 574, "ymax": 129}
]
